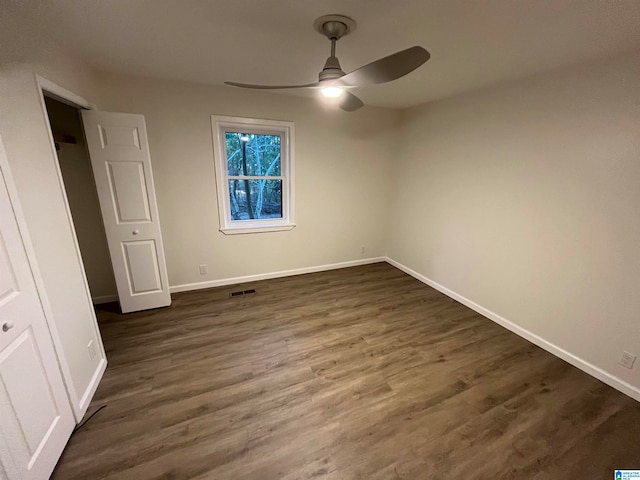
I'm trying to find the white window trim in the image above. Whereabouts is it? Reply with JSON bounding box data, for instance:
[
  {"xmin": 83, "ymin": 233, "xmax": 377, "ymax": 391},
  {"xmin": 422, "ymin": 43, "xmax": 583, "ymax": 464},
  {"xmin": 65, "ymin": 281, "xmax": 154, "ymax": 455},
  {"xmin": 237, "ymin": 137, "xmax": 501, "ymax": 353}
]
[{"xmin": 211, "ymin": 115, "xmax": 295, "ymax": 234}]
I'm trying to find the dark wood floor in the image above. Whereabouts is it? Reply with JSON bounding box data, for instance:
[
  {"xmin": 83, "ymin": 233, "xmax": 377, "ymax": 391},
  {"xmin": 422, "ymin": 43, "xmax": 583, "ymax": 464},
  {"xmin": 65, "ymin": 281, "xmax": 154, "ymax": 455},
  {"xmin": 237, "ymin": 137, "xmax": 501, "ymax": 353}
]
[{"xmin": 52, "ymin": 262, "xmax": 640, "ymax": 479}]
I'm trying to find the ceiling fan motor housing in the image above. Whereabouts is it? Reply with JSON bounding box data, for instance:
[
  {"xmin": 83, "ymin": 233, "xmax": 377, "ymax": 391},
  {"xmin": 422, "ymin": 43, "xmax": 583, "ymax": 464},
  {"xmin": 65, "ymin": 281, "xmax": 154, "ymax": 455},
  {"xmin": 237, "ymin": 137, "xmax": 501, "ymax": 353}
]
[{"xmin": 319, "ymin": 56, "xmax": 345, "ymax": 82}]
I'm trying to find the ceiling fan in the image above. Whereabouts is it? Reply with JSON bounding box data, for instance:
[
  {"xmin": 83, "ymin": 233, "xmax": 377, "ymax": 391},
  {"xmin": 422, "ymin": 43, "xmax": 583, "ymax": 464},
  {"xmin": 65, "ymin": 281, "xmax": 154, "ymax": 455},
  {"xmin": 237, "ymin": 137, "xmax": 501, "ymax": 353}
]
[{"xmin": 224, "ymin": 14, "xmax": 431, "ymax": 112}]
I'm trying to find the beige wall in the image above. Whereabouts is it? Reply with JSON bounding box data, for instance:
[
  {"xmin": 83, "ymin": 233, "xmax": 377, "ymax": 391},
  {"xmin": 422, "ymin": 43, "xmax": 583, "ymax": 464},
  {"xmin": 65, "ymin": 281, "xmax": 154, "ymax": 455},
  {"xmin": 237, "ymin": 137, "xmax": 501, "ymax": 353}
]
[
  {"xmin": 95, "ymin": 73, "xmax": 399, "ymax": 288},
  {"xmin": 388, "ymin": 51, "xmax": 640, "ymax": 393},
  {"xmin": 44, "ymin": 97, "xmax": 117, "ymax": 301},
  {"xmin": 0, "ymin": 50, "xmax": 106, "ymax": 417}
]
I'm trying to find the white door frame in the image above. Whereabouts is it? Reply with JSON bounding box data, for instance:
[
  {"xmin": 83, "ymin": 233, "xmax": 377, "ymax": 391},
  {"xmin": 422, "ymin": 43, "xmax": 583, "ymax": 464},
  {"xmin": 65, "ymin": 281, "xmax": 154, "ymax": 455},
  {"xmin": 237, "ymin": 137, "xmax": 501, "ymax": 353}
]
[{"xmin": 34, "ymin": 75, "xmax": 107, "ymax": 421}]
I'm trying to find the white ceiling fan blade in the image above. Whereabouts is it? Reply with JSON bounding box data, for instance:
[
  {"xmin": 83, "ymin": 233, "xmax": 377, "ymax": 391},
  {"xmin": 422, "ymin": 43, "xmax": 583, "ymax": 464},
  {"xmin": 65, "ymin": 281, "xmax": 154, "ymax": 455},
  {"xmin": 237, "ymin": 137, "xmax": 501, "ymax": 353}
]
[
  {"xmin": 339, "ymin": 91, "xmax": 364, "ymax": 112},
  {"xmin": 224, "ymin": 81, "xmax": 319, "ymax": 90},
  {"xmin": 337, "ymin": 46, "xmax": 431, "ymax": 87}
]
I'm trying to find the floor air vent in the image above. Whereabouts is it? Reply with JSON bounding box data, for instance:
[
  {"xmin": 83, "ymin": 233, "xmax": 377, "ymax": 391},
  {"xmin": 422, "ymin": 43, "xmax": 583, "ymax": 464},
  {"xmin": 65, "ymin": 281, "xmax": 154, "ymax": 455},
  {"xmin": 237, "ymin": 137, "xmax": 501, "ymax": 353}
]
[{"xmin": 229, "ymin": 289, "xmax": 256, "ymax": 297}]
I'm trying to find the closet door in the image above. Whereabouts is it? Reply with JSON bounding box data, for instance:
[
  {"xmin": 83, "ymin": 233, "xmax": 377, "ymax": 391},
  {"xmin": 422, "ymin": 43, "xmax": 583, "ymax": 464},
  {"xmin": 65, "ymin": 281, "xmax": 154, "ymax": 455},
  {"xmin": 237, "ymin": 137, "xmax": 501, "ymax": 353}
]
[
  {"xmin": 81, "ymin": 111, "xmax": 171, "ymax": 313},
  {"xmin": 0, "ymin": 138, "xmax": 75, "ymax": 479}
]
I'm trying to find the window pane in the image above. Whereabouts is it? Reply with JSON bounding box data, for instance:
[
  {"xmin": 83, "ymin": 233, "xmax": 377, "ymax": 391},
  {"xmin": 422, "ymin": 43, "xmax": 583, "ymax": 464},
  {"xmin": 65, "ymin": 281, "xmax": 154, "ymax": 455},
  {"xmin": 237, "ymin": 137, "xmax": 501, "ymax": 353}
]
[
  {"xmin": 228, "ymin": 179, "xmax": 283, "ymax": 221},
  {"xmin": 225, "ymin": 132, "xmax": 281, "ymax": 177}
]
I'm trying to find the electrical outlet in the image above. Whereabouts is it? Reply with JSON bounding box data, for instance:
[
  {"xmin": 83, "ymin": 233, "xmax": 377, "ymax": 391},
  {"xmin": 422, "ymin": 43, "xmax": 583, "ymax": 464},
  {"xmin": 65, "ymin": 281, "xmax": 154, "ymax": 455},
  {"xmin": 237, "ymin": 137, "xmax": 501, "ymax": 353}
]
[
  {"xmin": 619, "ymin": 351, "xmax": 637, "ymax": 369},
  {"xmin": 199, "ymin": 264, "xmax": 208, "ymax": 275},
  {"xmin": 87, "ymin": 340, "xmax": 97, "ymax": 360},
  {"xmin": 360, "ymin": 245, "xmax": 366, "ymax": 254}
]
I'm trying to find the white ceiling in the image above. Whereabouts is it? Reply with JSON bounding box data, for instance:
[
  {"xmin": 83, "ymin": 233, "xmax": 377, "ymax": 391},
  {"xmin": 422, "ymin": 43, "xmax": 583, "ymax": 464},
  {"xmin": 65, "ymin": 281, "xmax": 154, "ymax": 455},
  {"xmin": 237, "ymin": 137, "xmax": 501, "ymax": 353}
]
[{"xmin": 5, "ymin": 0, "xmax": 640, "ymax": 108}]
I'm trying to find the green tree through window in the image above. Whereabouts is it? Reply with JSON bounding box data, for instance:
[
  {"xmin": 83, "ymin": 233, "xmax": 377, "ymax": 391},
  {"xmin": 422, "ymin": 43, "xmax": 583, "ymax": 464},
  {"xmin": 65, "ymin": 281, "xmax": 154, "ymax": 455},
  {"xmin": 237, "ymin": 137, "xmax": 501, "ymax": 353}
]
[{"xmin": 225, "ymin": 132, "xmax": 282, "ymax": 220}]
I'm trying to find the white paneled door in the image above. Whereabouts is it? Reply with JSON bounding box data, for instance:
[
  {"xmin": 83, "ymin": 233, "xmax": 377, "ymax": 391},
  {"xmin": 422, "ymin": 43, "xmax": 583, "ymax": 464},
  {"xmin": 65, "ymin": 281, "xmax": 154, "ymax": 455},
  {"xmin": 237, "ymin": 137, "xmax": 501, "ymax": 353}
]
[
  {"xmin": 81, "ymin": 111, "xmax": 171, "ymax": 313},
  {"xmin": 0, "ymin": 140, "xmax": 75, "ymax": 479}
]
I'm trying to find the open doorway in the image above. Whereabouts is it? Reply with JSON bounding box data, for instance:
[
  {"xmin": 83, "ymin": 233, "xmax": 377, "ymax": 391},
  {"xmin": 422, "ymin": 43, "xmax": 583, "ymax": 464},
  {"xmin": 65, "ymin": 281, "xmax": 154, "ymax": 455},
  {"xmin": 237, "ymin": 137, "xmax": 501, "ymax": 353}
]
[
  {"xmin": 42, "ymin": 95, "xmax": 118, "ymax": 305},
  {"xmin": 38, "ymin": 78, "xmax": 172, "ymax": 314}
]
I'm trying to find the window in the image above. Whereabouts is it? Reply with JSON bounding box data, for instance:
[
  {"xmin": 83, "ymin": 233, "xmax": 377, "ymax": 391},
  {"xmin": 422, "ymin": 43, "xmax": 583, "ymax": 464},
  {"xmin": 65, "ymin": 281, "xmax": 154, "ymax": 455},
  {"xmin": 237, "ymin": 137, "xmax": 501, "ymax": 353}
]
[{"xmin": 211, "ymin": 115, "xmax": 295, "ymax": 234}]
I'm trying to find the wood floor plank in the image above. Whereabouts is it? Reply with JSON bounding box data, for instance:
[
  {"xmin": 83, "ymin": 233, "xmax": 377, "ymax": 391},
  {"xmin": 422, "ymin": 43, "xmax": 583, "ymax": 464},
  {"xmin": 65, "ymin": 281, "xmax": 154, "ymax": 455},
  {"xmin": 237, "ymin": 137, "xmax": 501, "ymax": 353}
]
[{"xmin": 52, "ymin": 262, "xmax": 640, "ymax": 479}]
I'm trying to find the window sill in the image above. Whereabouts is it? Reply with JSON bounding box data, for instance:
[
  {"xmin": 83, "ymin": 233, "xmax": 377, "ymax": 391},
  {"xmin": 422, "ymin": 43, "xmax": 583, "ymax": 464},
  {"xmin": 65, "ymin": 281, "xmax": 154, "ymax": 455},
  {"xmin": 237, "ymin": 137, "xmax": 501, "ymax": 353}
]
[{"xmin": 220, "ymin": 224, "xmax": 296, "ymax": 235}]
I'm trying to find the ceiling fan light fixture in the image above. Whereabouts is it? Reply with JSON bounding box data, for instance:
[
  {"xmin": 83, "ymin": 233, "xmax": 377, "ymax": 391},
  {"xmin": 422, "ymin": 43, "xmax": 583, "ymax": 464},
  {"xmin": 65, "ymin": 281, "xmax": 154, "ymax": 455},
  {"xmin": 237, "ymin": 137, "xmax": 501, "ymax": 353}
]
[{"xmin": 320, "ymin": 86, "xmax": 344, "ymax": 98}]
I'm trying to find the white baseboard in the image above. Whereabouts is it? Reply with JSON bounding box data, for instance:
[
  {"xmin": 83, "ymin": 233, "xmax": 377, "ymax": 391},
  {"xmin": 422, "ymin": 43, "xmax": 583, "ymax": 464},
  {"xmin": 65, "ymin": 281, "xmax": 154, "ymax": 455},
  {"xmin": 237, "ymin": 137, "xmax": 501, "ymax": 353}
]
[
  {"xmin": 92, "ymin": 294, "xmax": 118, "ymax": 305},
  {"xmin": 169, "ymin": 257, "xmax": 386, "ymax": 294},
  {"xmin": 75, "ymin": 357, "xmax": 107, "ymax": 421},
  {"xmin": 385, "ymin": 257, "xmax": 640, "ymax": 403}
]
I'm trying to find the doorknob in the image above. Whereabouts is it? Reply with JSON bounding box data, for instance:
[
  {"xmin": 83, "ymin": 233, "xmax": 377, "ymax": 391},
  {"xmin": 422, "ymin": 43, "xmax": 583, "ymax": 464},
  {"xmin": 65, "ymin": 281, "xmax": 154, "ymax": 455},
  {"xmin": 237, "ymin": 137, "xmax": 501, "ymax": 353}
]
[
  {"xmin": 2, "ymin": 321, "xmax": 14, "ymax": 332},
  {"xmin": 132, "ymin": 229, "xmax": 139, "ymax": 235}
]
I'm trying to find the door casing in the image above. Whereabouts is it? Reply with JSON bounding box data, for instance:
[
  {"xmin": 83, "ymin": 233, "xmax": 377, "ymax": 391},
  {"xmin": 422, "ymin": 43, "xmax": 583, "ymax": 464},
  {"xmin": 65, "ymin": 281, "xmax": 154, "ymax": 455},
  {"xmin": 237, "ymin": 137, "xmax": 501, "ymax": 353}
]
[{"xmin": 35, "ymin": 75, "xmax": 107, "ymax": 421}]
